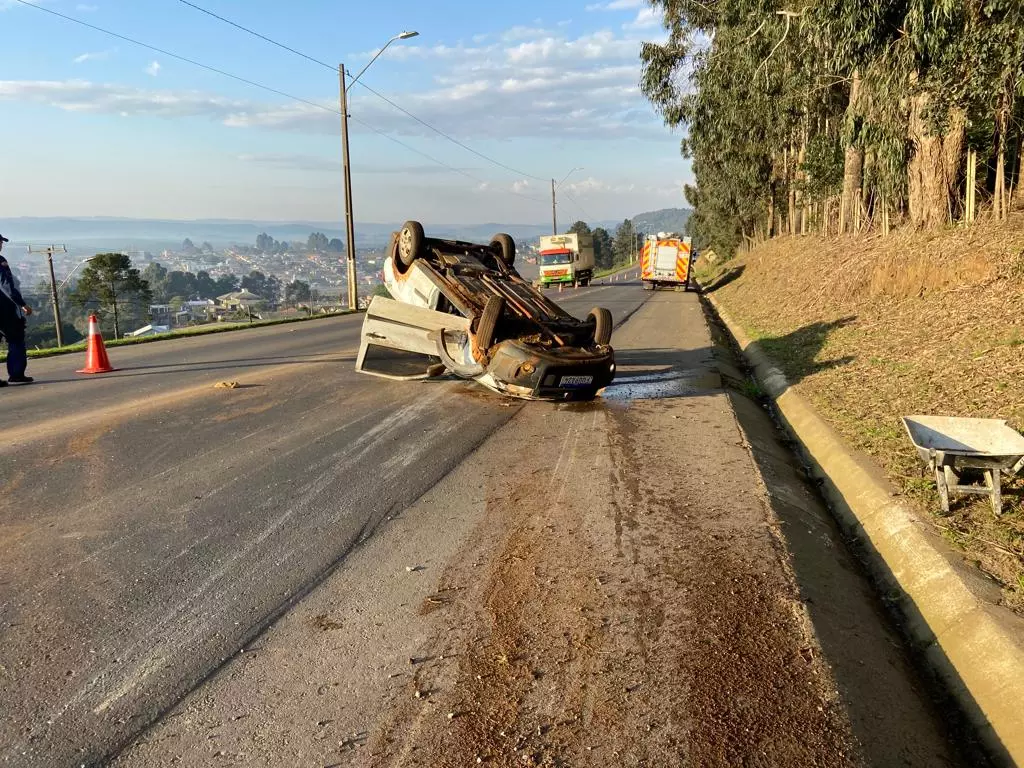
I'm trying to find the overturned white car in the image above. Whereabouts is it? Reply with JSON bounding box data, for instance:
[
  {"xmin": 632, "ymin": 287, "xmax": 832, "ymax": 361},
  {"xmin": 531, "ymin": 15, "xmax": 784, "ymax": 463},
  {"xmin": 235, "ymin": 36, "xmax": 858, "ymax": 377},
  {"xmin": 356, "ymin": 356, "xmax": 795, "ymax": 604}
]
[{"xmin": 356, "ymin": 221, "xmax": 616, "ymax": 401}]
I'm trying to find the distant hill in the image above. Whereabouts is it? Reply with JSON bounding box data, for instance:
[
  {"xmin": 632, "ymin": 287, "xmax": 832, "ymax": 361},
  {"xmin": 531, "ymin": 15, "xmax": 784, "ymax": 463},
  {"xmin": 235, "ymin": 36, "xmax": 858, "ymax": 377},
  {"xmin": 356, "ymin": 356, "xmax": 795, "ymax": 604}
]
[
  {"xmin": 0, "ymin": 210, "xmax": 692, "ymax": 254},
  {"xmin": 0, "ymin": 217, "xmax": 569, "ymax": 252},
  {"xmin": 631, "ymin": 208, "xmax": 692, "ymax": 235}
]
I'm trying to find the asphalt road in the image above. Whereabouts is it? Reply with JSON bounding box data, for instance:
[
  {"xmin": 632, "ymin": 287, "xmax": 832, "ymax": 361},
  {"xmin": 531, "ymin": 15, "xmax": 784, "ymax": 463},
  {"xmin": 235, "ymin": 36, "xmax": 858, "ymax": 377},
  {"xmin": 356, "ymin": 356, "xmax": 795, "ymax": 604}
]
[{"xmin": 0, "ymin": 282, "xmax": 650, "ymax": 767}]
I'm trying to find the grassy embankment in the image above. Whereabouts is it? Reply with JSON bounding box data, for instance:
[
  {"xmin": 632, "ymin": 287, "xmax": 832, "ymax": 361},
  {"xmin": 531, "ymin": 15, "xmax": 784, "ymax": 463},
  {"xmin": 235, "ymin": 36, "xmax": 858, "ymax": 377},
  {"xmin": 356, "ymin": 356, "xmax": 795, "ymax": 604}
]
[
  {"xmin": 698, "ymin": 216, "xmax": 1024, "ymax": 608},
  {"xmin": 593, "ymin": 261, "xmax": 639, "ymax": 279},
  {"xmin": 3, "ymin": 311, "xmax": 353, "ymax": 362}
]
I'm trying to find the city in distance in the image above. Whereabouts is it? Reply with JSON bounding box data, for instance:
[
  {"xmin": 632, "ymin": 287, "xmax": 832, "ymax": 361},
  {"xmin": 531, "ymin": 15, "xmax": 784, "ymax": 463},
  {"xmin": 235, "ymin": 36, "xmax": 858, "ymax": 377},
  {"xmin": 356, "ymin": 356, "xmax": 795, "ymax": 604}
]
[{"xmin": 3, "ymin": 209, "xmax": 691, "ymax": 253}]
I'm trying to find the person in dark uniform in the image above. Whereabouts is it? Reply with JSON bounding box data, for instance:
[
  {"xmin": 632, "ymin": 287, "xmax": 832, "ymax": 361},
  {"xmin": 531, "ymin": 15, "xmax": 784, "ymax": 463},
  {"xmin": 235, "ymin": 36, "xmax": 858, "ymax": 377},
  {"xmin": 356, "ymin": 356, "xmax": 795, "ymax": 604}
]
[{"xmin": 0, "ymin": 234, "xmax": 34, "ymax": 385}]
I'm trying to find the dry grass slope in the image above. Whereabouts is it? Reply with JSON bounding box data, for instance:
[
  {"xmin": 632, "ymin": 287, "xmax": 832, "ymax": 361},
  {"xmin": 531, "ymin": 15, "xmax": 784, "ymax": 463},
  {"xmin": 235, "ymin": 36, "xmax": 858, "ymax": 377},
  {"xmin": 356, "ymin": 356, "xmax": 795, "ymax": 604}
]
[{"xmin": 700, "ymin": 214, "xmax": 1024, "ymax": 608}]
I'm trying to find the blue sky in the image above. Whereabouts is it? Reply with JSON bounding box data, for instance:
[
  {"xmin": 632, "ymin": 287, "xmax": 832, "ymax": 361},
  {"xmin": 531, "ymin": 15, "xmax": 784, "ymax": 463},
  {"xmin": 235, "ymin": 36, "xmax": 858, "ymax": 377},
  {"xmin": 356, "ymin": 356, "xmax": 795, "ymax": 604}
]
[{"xmin": 0, "ymin": 0, "xmax": 689, "ymax": 225}]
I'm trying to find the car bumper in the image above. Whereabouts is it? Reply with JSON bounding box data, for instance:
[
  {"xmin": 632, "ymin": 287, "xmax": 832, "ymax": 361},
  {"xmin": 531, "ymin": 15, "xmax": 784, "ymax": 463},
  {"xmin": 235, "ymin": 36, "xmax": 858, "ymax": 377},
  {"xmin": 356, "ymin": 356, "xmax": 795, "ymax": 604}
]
[{"xmin": 482, "ymin": 339, "xmax": 616, "ymax": 401}]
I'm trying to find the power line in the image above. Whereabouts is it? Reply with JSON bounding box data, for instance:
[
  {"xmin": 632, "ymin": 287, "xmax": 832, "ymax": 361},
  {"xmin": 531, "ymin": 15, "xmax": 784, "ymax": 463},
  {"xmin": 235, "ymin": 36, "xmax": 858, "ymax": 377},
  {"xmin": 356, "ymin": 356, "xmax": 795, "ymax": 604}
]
[
  {"xmin": 13, "ymin": 0, "xmax": 547, "ymax": 207},
  {"xmin": 351, "ymin": 81, "xmax": 549, "ymax": 182},
  {"xmin": 13, "ymin": 0, "xmax": 332, "ymax": 114},
  {"xmin": 177, "ymin": 0, "xmax": 335, "ymax": 71},
  {"xmin": 174, "ymin": 0, "xmax": 549, "ymax": 182}
]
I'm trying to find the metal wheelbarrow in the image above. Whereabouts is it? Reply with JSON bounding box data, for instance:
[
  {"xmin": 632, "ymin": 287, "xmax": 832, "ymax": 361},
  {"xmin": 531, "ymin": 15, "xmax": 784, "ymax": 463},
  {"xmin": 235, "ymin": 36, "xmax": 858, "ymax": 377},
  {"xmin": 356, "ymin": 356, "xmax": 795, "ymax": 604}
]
[{"xmin": 902, "ymin": 415, "xmax": 1024, "ymax": 516}]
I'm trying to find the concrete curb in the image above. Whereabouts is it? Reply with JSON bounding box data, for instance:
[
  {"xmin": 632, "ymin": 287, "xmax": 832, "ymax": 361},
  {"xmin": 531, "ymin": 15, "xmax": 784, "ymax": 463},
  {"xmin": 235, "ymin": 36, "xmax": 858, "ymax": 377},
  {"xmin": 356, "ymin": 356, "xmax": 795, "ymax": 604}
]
[{"xmin": 704, "ymin": 292, "xmax": 1024, "ymax": 767}]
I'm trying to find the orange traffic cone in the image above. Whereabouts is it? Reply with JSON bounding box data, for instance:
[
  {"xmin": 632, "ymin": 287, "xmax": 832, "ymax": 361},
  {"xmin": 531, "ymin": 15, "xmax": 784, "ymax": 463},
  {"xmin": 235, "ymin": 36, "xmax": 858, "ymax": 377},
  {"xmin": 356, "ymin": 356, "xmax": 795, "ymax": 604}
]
[{"xmin": 77, "ymin": 314, "xmax": 116, "ymax": 374}]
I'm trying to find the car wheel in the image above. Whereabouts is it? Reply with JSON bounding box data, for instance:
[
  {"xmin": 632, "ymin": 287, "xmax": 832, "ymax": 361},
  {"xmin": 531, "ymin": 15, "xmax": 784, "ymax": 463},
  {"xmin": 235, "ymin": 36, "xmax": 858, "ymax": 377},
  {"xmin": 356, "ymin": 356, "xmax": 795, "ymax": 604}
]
[
  {"xmin": 490, "ymin": 233, "xmax": 516, "ymax": 267},
  {"xmin": 588, "ymin": 307, "xmax": 613, "ymax": 346},
  {"xmin": 475, "ymin": 295, "xmax": 505, "ymax": 350},
  {"xmin": 398, "ymin": 220, "xmax": 426, "ymax": 267}
]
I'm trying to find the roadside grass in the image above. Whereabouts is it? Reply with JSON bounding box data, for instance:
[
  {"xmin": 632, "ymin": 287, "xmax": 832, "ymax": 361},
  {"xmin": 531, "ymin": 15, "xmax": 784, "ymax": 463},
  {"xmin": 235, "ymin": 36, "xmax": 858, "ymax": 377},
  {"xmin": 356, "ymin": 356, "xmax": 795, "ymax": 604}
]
[
  {"xmin": 706, "ymin": 217, "xmax": 1024, "ymax": 610},
  {"xmin": 3, "ymin": 311, "xmax": 354, "ymax": 363},
  {"xmin": 594, "ymin": 261, "xmax": 639, "ymax": 279}
]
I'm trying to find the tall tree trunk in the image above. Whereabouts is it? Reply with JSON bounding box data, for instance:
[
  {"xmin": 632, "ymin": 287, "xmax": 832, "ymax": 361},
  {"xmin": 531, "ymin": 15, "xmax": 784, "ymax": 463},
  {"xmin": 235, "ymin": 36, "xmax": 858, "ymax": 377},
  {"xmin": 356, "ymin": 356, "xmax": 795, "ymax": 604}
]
[
  {"xmin": 994, "ymin": 84, "xmax": 1013, "ymax": 219},
  {"xmin": 788, "ymin": 144, "xmax": 798, "ymax": 235},
  {"xmin": 841, "ymin": 72, "xmax": 864, "ymax": 233},
  {"xmin": 1017, "ymin": 142, "xmax": 1024, "ymax": 201},
  {"xmin": 908, "ymin": 94, "xmax": 962, "ymax": 229}
]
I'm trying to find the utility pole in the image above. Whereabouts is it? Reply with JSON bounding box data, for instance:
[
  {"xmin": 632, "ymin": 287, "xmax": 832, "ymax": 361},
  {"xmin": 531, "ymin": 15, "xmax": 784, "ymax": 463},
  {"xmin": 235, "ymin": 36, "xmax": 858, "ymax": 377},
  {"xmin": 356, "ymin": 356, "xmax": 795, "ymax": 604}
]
[
  {"xmin": 339, "ymin": 63, "xmax": 358, "ymax": 313},
  {"xmin": 551, "ymin": 179, "xmax": 558, "ymax": 235},
  {"xmin": 337, "ymin": 31, "xmax": 419, "ymax": 314},
  {"xmin": 28, "ymin": 244, "xmax": 68, "ymax": 347},
  {"xmin": 551, "ymin": 168, "xmax": 582, "ymax": 236}
]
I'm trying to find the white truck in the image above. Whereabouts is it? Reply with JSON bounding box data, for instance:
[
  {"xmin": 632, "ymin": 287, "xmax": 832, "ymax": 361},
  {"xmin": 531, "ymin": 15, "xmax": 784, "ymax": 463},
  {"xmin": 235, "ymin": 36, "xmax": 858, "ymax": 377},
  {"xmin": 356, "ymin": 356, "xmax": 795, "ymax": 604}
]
[{"xmin": 537, "ymin": 233, "xmax": 595, "ymax": 288}]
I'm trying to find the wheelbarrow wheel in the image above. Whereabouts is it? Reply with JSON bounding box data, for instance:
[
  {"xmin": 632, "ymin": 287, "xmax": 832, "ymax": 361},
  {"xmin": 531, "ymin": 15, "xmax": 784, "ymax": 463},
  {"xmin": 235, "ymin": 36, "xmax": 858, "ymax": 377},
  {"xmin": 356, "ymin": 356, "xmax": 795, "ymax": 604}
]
[
  {"xmin": 398, "ymin": 220, "xmax": 426, "ymax": 268},
  {"xmin": 475, "ymin": 295, "xmax": 505, "ymax": 350},
  {"xmin": 588, "ymin": 307, "xmax": 613, "ymax": 346}
]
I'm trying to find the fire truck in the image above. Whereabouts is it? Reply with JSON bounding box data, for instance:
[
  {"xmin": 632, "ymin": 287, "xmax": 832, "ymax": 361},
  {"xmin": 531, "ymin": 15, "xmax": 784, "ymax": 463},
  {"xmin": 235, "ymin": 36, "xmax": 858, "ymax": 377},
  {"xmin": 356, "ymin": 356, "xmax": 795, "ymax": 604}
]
[{"xmin": 640, "ymin": 233, "xmax": 695, "ymax": 291}]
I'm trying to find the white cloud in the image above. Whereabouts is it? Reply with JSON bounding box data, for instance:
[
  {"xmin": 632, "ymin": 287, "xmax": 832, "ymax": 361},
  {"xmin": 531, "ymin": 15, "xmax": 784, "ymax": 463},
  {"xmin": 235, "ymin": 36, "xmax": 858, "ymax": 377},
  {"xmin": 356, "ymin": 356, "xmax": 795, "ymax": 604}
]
[
  {"xmin": 73, "ymin": 49, "xmax": 113, "ymax": 64},
  {"xmin": 501, "ymin": 26, "xmax": 550, "ymax": 42},
  {"xmin": 145, "ymin": 60, "xmax": 161, "ymax": 77},
  {"xmin": 586, "ymin": 0, "xmax": 643, "ymax": 10},
  {"xmin": 0, "ymin": 23, "xmax": 671, "ymax": 144},
  {"xmin": 0, "ymin": 79, "xmax": 251, "ymax": 121},
  {"xmin": 624, "ymin": 7, "xmax": 660, "ymax": 31},
  {"xmin": 511, "ymin": 179, "xmax": 531, "ymax": 193},
  {"xmin": 76, "ymin": 3, "xmax": 98, "ymax": 10}
]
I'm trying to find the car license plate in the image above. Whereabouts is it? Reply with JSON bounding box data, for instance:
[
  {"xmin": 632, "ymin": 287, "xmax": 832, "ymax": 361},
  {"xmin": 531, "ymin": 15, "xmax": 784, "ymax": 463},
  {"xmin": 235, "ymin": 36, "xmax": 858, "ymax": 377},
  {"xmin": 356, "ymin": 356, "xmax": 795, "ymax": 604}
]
[{"xmin": 560, "ymin": 375, "xmax": 594, "ymax": 388}]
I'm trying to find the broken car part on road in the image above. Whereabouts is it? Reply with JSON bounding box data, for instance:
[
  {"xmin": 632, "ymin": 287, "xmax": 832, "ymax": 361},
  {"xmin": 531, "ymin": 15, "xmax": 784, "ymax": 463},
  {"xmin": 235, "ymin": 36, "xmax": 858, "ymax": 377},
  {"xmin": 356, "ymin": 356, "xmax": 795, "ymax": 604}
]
[{"xmin": 356, "ymin": 220, "xmax": 616, "ymax": 401}]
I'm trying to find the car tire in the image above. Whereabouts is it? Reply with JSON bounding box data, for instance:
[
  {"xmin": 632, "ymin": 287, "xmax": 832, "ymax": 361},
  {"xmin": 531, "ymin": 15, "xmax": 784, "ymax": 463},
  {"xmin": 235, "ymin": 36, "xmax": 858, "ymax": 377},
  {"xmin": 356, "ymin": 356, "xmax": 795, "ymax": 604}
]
[
  {"xmin": 476, "ymin": 295, "xmax": 505, "ymax": 350},
  {"xmin": 398, "ymin": 220, "xmax": 426, "ymax": 267},
  {"xmin": 588, "ymin": 307, "xmax": 613, "ymax": 346},
  {"xmin": 490, "ymin": 233, "xmax": 516, "ymax": 267}
]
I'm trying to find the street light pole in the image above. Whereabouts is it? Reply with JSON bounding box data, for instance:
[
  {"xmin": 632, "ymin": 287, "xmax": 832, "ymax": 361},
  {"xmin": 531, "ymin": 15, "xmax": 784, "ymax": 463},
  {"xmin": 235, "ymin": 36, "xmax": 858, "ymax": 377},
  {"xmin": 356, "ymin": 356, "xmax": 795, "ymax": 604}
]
[
  {"xmin": 551, "ymin": 179, "xmax": 557, "ymax": 235},
  {"xmin": 28, "ymin": 244, "xmax": 67, "ymax": 347},
  {"xmin": 551, "ymin": 167, "xmax": 583, "ymax": 235},
  {"xmin": 339, "ymin": 30, "xmax": 419, "ymax": 312},
  {"xmin": 339, "ymin": 62, "xmax": 357, "ymax": 311}
]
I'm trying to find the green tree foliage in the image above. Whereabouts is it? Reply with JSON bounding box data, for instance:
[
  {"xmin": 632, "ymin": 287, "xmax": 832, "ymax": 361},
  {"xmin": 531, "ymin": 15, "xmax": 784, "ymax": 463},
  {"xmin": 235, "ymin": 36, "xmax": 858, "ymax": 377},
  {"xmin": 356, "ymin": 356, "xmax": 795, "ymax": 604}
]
[
  {"xmin": 307, "ymin": 232, "xmax": 330, "ymax": 252},
  {"xmin": 566, "ymin": 221, "xmax": 591, "ymax": 237},
  {"xmin": 144, "ymin": 264, "xmax": 226, "ymax": 303},
  {"xmin": 592, "ymin": 227, "xmax": 614, "ymax": 269},
  {"xmin": 256, "ymin": 232, "xmax": 276, "ymax": 253},
  {"xmin": 641, "ymin": 0, "xmax": 1024, "ymax": 256},
  {"xmin": 240, "ymin": 271, "xmax": 282, "ymax": 304},
  {"xmin": 285, "ymin": 280, "xmax": 312, "ymax": 305},
  {"xmin": 25, "ymin": 322, "xmax": 83, "ymax": 350},
  {"xmin": 613, "ymin": 219, "xmax": 640, "ymax": 264},
  {"xmin": 214, "ymin": 274, "xmax": 240, "ymax": 296},
  {"xmin": 71, "ymin": 253, "xmax": 152, "ymax": 339}
]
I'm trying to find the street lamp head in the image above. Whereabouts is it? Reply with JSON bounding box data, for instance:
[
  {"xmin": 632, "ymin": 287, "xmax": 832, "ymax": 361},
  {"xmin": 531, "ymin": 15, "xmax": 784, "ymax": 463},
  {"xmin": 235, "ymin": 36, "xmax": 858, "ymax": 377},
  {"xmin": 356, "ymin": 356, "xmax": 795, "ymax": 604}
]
[{"xmin": 398, "ymin": 30, "xmax": 419, "ymax": 39}]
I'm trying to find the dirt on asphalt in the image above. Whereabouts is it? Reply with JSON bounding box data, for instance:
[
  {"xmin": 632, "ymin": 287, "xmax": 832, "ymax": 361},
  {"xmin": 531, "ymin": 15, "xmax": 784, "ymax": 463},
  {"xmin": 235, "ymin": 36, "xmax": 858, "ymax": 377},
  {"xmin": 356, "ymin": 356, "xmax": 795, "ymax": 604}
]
[
  {"xmin": 367, "ymin": 402, "xmax": 859, "ymax": 767},
  {"xmin": 113, "ymin": 291, "xmax": 964, "ymax": 768}
]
